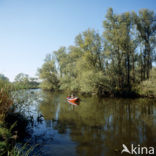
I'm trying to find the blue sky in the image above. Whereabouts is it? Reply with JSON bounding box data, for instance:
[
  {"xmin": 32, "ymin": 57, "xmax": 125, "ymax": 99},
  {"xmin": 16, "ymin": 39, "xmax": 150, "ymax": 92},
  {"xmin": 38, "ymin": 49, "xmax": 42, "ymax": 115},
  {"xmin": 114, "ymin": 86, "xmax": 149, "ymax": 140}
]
[{"xmin": 0, "ymin": 0, "xmax": 156, "ymax": 81}]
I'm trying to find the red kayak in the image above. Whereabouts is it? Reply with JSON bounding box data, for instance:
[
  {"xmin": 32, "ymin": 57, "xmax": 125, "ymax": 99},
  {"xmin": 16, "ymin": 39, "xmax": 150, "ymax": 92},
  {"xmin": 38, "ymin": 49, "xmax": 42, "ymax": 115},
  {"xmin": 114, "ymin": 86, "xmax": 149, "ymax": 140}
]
[
  {"xmin": 67, "ymin": 97, "xmax": 79, "ymax": 102},
  {"xmin": 67, "ymin": 101, "xmax": 79, "ymax": 106}
]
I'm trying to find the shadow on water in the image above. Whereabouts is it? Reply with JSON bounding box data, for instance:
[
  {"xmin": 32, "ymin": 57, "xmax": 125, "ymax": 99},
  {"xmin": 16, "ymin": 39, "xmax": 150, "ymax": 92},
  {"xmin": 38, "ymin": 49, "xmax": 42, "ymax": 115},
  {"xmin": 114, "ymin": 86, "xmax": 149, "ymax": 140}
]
[{"xmin": 18, "ymin": 90, "xmax": 156, "ymax": 156}]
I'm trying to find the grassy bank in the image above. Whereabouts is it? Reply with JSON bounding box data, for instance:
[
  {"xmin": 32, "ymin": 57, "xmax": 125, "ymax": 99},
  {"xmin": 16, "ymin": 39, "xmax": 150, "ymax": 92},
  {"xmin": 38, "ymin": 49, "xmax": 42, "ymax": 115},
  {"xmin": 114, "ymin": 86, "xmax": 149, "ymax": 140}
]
[
  {"xmin": 0, "ymin": 83, "xmax": 32, "ymax": 155},
  {"xmin": 138, "ymin": 68, "xmax": 156, "ymax": 98}
]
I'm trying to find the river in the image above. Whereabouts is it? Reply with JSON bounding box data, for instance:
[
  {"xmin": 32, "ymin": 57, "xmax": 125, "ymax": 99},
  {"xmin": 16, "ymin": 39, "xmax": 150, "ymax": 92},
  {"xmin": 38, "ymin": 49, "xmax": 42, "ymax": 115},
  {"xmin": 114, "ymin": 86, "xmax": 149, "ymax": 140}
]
[{"xmin": 16, "ymin": 89, "xmax": 156, "ymax": 156}]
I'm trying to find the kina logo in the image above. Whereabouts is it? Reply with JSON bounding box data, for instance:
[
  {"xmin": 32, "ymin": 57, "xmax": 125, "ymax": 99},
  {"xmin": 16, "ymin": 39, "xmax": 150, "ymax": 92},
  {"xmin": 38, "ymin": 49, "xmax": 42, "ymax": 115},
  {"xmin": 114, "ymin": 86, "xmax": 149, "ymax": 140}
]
[{"xmin": 121, "ymin": 144, "xmax": 155, "ymax": 155}]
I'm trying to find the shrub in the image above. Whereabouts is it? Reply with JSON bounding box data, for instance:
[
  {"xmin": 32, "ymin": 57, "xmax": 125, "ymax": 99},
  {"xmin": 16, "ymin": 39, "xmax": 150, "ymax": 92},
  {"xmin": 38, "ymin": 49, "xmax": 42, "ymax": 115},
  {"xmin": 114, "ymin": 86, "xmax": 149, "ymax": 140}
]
[{"xmin": 139, "ymin": 68, "xmax": 156, "ymax": 97}]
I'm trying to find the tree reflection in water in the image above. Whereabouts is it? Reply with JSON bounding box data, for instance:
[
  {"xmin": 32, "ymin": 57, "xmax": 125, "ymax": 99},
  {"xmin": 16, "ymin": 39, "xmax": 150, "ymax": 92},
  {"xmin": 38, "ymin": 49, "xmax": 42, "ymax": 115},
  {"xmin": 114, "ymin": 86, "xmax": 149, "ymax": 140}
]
[{"xmin": 23, "ymin": 91, "xmax": 156, "ymax": 156}]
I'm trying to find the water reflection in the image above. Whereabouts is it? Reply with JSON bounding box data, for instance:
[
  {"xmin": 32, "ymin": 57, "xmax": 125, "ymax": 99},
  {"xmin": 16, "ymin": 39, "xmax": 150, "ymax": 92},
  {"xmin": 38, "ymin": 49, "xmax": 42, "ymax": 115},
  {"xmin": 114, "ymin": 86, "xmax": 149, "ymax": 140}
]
[
  {"xmin": 67, "ymin": 100, "xmax": 80, "ymax": 106},
  {"xmin": 23, "ymin": 91, "xmax": 156, "ymax": 156}
]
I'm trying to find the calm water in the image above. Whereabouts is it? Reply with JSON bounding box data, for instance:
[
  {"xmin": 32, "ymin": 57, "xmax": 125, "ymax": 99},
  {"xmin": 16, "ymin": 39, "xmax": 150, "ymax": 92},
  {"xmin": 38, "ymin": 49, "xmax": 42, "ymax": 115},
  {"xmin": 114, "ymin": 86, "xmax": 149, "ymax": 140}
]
[{"xmin": 18, "ymin": 90, "xmax": 156, "ymax": 156}]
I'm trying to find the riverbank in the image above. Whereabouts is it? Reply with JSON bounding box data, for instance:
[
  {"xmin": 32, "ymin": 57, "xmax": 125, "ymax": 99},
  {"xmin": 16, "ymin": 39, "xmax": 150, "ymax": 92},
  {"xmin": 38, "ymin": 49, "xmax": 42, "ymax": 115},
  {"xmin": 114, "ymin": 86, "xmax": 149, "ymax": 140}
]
[
  {"xmin": 15, "ymin": 91, "xmax": 156, "ymax": 156},
  {"xmin": 0, "ymin": 87, "xmax": 35, "ymax": 155},
  {"xmin": 0, "ymin": 88, "xmax": 156, "ymax": 155}
]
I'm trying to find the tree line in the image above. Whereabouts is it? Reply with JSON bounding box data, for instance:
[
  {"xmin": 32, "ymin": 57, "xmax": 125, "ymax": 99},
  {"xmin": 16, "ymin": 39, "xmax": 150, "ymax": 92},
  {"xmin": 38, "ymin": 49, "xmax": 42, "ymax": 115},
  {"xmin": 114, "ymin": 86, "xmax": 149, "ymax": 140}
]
[
  {"xmin": 0, "ymin": 73, "xmax": 39, "ymax": 90},
  {"xmin": 38, "ymin": 8, "xmax": 156, "ymax": 97}
]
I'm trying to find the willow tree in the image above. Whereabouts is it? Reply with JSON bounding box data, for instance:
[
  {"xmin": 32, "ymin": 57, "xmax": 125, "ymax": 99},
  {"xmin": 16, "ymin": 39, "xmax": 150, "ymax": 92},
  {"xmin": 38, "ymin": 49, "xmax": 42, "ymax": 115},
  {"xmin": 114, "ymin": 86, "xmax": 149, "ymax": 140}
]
[
  {"xmin": 75, "ymin": 29, "xmax": 104, "ymax": 71},
  {"xmin": 54, "ymin": 46, "xmax": 83, "ymax": 92},
  {"xmin": 38, "ymin": 54, "xmax": 59, "ymax": 91},
  {"xmin": 74, "ymin": 29, "xmax": 107, "ymax": 94},
  {"xmin": 54, "ymin": 47, "xmax": 67, "ymax": 78},
  {"xmin": 103, "ymin": 8, "xmax": 137, "ymax": 92},
  {"xmin": 133, "ymin": 9, "xmax": 156, "ymax": 79},
  {"xmin": 38, "ymin": 8, "xmax": 155, "ymax": 96}
]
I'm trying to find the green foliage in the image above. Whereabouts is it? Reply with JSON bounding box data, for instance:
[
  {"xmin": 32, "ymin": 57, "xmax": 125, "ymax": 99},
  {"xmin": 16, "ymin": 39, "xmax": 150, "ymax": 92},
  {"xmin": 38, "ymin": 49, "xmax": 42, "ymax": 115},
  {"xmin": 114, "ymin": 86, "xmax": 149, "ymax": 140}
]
[
  {"xmin": 0, "ymin": 126, "xmax": 12, "ymax": 155},
  {"xmin": 8, "ymin": 144, "xmax": 34, "ymax": 156},
  {"xmin": 103, "ymin": 8, "xmax": 138, "ymax": 91},
  {"xmin": 38, "ymin": 55, "xmax": 59, "ymax": 91},
  {"xmin": 0, "ymin": 75, "xmax": 35, "ymax": 155},
  {"xmin": 13, "ymin": 73, "xmax": 39, "ymax": 89},
  {"xmin": 0, "ymin": 74, "xmax": 9, "ymax": 82},
  {"xmin": 139, "ymin": 68, "xmax": 156, "ymax": 97},
  {"xmin": 39, "ymin": 8, "xmax": 156, "ymax": 97},
  {"xmin": 57, "ymin": 29, "xmax": 105, "ymax": 94},
  {"xmin": 0, "ymin": 74, "xmax": 11, "ymax": 90},
  {"xmin": 0, "ymin": 88, "xmax": 13, "ymax": 119},
  {"xmin": 0, "ymin": 76, "xmax": 13, "ymax": 120},
  {"xmin": 0, "ymin": 122, "xmax": 18, "ymax": 155},
  {"xmin": 133, "ymin": 9, "xmax": 156, "ymax": 79}
]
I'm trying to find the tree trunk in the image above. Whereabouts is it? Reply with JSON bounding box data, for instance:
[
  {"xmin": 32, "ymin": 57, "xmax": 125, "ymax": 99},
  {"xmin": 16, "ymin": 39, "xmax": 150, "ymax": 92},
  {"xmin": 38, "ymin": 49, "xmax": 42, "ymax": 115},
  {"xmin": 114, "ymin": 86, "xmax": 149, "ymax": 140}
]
[
  {"xmin": 127, "ymin": 52, "xmax": 130, "ymax": 90},
  {"xmin": 132, "ymin": 53, "xmax": 135, "ymax": 83}
]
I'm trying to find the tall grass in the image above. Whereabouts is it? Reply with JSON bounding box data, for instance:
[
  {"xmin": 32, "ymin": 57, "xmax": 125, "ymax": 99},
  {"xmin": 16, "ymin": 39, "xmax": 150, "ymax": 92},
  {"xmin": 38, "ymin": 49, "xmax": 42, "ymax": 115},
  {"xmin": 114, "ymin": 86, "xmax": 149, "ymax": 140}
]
[
  {"xmin": 0, "ymin": 81, "xmax": 33, "ymax": 155},
  {"xmin": 0, "ymin": 88, "xmax": 13, "ymax": 121},
  {"xmin": 139, "ymin": 68, "xmax": 156, "ymax": 97},
  {"xmin": 7, "ymin": 143, "xmax": 35, "ymax": 156}
]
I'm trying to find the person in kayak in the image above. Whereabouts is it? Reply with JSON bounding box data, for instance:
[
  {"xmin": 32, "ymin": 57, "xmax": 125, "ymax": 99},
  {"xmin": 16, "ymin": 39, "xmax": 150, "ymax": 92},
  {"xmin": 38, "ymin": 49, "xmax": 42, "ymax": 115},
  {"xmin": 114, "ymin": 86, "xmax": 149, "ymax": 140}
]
[
  {"xmin": 67, "ymin": 93, "xmax": 75, "ymax": 99},
  {"xmin": 71, "ymin": 93, "xmax": 74, "ymax": 98}
]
